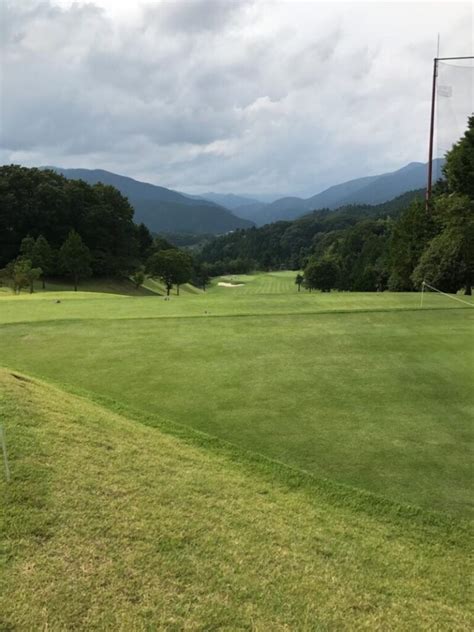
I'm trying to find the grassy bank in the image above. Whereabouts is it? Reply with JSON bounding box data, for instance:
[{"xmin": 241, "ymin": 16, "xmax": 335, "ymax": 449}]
[{"xmin": 0, "ymin": 369, "xmax": 471, "ymax": 630}]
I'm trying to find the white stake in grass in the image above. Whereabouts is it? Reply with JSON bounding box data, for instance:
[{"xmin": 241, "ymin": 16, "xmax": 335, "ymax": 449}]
[{"xmin": 1, "ymin": 425, "xmax": 11, "ymax": 482}]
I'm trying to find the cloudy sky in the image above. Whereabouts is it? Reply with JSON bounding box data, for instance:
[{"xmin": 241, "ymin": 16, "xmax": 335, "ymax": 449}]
[{"xmin": 1, "ymin": 0, "xmax": 472, "ymax": 198}]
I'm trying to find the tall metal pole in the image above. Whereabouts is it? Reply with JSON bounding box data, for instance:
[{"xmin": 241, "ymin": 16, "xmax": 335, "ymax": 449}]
[
  {"xmin": 426, "ymin": 57, "xmax": 438, "ymax": 208},
  {"xmin": 425, "ymin": 55, "xmax": 473, "ymax": 208}
]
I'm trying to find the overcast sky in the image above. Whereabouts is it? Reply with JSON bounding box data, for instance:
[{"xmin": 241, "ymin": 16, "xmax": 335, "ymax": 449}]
[{"xmin": 1, "ymin": 0, "xmax": 473, "ymax": 198}]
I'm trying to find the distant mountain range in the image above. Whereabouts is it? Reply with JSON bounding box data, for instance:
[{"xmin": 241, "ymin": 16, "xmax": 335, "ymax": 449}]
[
  {"xmin": 210, "ymin": 160, "xmax": 443, "ymax": 226},
  {"xmin": 47, "ymin": 159, "xmax": 442, "ymax": 234},
  {"xmin": 196, "ymin": 192, "xmax": 259, "ymax": 210},
  {"xmin": 46, "ymin": 168, "xmax": 254, "ymax": 235}
]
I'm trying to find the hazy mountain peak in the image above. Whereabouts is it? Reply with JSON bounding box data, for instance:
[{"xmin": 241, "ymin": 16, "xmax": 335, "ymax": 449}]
[
  {"xmin": 47, "ymin": 167, "xmax": 254, "ymax": 234},
  {"xmin": 232, "ymin": 159, "xmax": 443, "ymax": 226}
]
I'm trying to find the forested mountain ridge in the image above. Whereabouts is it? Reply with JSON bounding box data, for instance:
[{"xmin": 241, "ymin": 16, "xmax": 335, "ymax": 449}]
[
  {"xmin": 46, "ymin": 167, "xmax": 254, "ymax": 234},
  {"xmin": 231, "ymin": 159, "xmax": 444, "ymax": 225},
  {"xmin": 199, "ymin": 188, "xmax": 425, "ymax": 274},
  {"xmin": 45, "ymin": 160, "xmax": 442, "ymax": 233},
  {"xmin": 199, "ymin": 116, "xmax": 473, "ymax": 296}
]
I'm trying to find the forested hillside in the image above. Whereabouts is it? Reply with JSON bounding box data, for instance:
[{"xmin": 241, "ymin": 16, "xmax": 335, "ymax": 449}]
[
  {"xmin": 49, "ymin": 168, "xmax": 254, "ymax": 234},
  {"xmin": 0, "ymin": 166, "xmax": 152, "ymax": 274},
  {"xmin": 199, "ymin": 117, "xmax": 474, "ymax": 295},
  {"xmin": 199, "ymin": 189, "xmax": 424, "ymax": 281},
  {"xmin": 0, "ymin": 166, "xmax": 208, "ymax": 294}
]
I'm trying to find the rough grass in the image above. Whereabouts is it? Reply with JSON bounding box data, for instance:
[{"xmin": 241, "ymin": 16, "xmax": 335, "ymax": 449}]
[
  {"xmin": 0, "ymin": 281, "xmax": 472, "ymax": 516},
  {"xmin": 0, "ymin": 369, "xmax": 472, "ymax": 630}
]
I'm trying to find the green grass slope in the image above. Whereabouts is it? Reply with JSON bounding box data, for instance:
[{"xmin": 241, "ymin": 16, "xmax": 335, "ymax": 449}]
[
  {"xmin": 0, "ymin": 284, "xmax": 472, "ymax": 517},
  {"xmin": 0, "ymin": 369, "xmax": 471, "ymax": 630}
]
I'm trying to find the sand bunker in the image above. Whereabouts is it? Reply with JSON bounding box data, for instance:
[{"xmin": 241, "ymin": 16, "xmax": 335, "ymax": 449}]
[{"xmin": 217, "ymin": 282, "xmax": 245, "ymax": 287}]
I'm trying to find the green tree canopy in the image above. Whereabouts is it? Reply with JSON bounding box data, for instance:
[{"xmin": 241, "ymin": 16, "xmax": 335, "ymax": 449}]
[
  {"xmin": 136, "ymin": 223, "xmax": 154, "ymax": 261},
  {"xmin": 0, "ymin": 258, "xmax": 42, "ymax": 294},
  {"xmin": 443, "ymin": 115, "xmax": 474, "ymax": 197},
  {"xmin": 0, "ymin": 165, "xmax": 139, "ymax": 274},
  {"xmin": 413, "ymin": 194, "xmax": 474, "ymax": 295},
  {"xmin": 192, "ymin": 262, "xmax": 212, "ymax": 291},
  {"xmin": 20, "ymin": 235, "xmax": 36, "ymax": 259},
  {"xmin": 388, "ymin": 200, "xmax": 436, "ymax": 291},
  {"xmin": 304, "ymin": 257, "xmax": 339, "ymax": 292},
  {"xmin": 20, "ymin": 234, "xmax": 54, "ymax": 288},
  {"xmin": 32, "ymin": 235, "xmax": 54, "ymax": 288},
  {"xmin": 59, "ymin": 230, "xmax": 92, "ymax": 291},
  {"xmin": 147, "ymin": 249, "xmax": 193, "ymax": 296}
]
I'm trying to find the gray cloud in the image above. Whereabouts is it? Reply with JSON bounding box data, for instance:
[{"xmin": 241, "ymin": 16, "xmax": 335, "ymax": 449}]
[
  {"xmin": 145, "ymin": 0, "xmax": 250, "ymax": 34},
  {"xmin": 0, "ymin": 0, "xmax": 472, "ymax": 197}
]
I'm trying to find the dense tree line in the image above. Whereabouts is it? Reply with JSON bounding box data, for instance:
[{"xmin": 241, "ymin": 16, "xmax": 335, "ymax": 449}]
[
  {"xmin": 200, "ymin": 117, "xmax": 474, "ymax": 294},
  {"xmin": 199, "ymin": 190, "xmax": 423, "ymax": 279},
  {"xmin": 0, "ymin": 165, "xmax": 155, "ymax": 276},
  {"xmin": 0, "ymin": 166, "xmax": 196, "ymax": 293}
]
